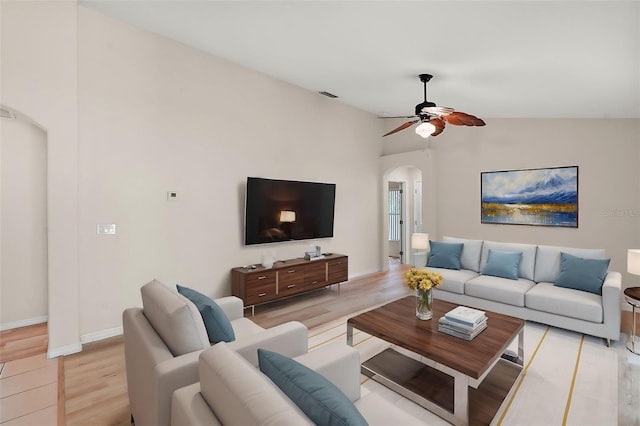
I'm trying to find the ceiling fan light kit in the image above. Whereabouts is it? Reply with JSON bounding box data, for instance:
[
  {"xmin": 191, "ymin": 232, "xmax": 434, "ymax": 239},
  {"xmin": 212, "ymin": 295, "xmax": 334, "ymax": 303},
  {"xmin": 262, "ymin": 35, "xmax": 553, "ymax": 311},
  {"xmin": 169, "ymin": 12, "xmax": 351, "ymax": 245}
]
[
  {"xmin": 415, "ymin": 121, "xmax": 436, "ymax": 138},
  {"xmin": 382, "ymin": 74, "xmax": 486, "ymax": 139}
]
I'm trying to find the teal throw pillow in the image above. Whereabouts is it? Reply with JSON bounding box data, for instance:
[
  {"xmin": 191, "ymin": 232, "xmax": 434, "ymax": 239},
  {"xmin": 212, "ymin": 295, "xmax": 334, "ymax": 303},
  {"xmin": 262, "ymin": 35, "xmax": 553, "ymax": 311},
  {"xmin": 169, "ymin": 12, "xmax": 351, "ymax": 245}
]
[
  {"xmin": 482, "ymin": 249, "xmax": 523, "ymax": 280},
  {"xmin": 427, "ymin": 241, "xmax": 464, "ymax": 270},
  {"xmin": 554, "ymin": 253, "xmax": 610, "ymax": 295},
  {"xmin": 176, "ymin": 284, "xmax": 235, "ymax": 343},
  {"xmin": 258, "ymin": 349, "xmax": 368, "ymax": 426}
]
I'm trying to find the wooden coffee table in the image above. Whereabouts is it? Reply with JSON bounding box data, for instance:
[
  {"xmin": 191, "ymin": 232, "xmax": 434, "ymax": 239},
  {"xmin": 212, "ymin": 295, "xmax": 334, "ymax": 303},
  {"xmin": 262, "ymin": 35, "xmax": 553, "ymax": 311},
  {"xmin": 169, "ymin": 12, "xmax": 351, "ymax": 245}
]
[{"xmin": 347, "ymin": 296, "xmax": 524, "ymax": 426}]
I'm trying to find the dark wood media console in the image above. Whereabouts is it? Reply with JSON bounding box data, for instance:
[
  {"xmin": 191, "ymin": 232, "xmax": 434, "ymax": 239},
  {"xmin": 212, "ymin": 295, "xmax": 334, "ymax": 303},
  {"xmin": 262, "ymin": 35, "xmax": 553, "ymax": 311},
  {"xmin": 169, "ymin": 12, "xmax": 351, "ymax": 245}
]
[{"xmin": 231, "ymin": 254, "xmax": 348, "ymax": 315}]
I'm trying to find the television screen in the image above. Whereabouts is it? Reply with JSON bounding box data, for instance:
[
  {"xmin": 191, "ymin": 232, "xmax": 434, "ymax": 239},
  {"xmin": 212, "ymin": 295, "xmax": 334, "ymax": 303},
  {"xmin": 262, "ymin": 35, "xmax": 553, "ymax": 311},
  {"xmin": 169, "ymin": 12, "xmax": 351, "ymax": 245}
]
[{"xmin": 244, "ymin": 177, "xmax": 336, "ymax": 245}]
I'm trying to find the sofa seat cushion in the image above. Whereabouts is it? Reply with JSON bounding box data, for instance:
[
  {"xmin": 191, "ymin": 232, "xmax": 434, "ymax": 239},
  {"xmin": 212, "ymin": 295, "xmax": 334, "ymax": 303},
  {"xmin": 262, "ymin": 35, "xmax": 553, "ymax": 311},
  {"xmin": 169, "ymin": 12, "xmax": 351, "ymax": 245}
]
[
  {"xmin": 427, "ymin": 267, "xmax": 478, "ymax": 294},
  {"xmin": 141, "ymin": 280, "xmax": 209, "ymax": 356},
  {"xmin": 526, "ymin": 282, "xmax": 603, "ymax": 322},
  {"xmin": 465, "ymin": 275, "xmax": 535, "ymax": 307},
  {"xmin": 229, "ymin": 317, "xmax": 265, "ymax": 338},
  {"xmin": 199, "ymin": 343, "xmax": 312, "ymax": 425}
]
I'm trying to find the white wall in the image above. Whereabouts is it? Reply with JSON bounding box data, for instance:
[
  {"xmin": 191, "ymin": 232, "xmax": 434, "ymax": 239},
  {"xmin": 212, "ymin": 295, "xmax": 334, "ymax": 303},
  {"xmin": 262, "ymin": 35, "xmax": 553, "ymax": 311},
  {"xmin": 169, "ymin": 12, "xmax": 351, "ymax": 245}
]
[
  {"xmin": 1, "ymin": 117, "xmax": 48, "ymax": 329},
  {"xmin": 1, "ymin": 2, "xmax": 383, "ymax": 352},
  {"xmin": 74, "ymin": 8, "xmax": 382, "ymax": 338},
  {"xmin": 428, "ymin": 118, "xmax": 640, "ymax": 292}
]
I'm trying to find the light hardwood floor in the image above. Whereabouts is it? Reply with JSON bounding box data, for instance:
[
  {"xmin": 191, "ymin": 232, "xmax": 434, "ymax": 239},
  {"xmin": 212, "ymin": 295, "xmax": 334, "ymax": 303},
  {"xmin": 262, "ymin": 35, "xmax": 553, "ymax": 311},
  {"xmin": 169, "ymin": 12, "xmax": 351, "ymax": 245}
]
[{"xmin": 1, "ymin": 262, "xmax": 639, "ymax": 425}]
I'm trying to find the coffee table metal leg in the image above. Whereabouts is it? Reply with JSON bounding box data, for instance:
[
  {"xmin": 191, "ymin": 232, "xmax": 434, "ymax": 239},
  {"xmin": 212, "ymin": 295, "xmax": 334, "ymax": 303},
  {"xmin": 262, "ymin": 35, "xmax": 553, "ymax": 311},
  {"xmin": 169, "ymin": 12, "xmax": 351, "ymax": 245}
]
[
  {"xmin": 453, "ymin": 372, "xmax": 470, "ymax": 426},
  {"xmin": 518, "ymin": 328, "xmax": 524, "ymax": 365},
  {"xmin": 347, "ymin": 323, "xmax": 353, "ymax": 346}
]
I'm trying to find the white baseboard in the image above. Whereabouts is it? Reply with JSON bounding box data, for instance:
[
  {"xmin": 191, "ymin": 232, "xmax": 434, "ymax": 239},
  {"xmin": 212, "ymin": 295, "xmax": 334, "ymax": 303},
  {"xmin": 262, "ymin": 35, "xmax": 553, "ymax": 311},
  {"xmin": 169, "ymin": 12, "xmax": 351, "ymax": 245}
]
[
  {"xmin": 80, "ymin": 326, "xmax": 123, "ymax": 345},
  {"xmin": 48, "ymin": 342, "xmax": 82, "ymax": 359},
  {"xmin": 348, "ymin": 268, "xmax": 379, "ymax": 280},
  {"xmin": 0, "ymin": 315, "xmax": 48, "ymax": 331}
]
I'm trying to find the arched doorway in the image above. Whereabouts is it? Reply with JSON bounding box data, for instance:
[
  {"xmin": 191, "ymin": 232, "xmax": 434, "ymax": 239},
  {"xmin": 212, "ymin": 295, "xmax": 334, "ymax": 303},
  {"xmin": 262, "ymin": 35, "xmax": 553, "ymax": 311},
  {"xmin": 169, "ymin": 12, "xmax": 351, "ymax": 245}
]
[{"xmin": 1, "ymin": 106, "xmax": 49, "ymax": 330}]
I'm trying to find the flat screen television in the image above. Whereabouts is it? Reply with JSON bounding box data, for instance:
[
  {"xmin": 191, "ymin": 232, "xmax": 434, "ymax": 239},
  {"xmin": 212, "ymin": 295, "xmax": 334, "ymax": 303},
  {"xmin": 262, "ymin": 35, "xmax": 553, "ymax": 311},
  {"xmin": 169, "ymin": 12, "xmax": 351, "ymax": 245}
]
[{"xmin": 244, "ymin": 177, "xmax": 336, "ymax": 245}]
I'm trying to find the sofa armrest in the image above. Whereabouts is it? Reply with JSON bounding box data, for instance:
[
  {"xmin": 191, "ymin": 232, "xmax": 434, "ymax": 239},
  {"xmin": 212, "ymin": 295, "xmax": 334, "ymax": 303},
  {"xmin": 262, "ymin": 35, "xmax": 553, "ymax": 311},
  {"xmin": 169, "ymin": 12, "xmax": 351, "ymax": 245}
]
[
  {"xmin": 227, "ymin": 321, "xmax": 308, "ymax": 366},
  {"xmin": 294, "ymin": 342, "xmax": 361, "ymax": 403},
  {"xmin": 602, "ymin": 271, "xmax": 622, "ymax": 340},
  {"xmin": 214, "ymin": 296, "xmax": 244, "ymax": 321}
]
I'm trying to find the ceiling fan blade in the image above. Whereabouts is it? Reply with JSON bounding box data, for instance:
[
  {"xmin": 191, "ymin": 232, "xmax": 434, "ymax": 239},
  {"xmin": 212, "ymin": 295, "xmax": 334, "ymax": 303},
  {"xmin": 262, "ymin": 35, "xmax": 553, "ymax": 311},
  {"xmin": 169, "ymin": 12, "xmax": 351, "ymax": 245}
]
[
  {"xmin": 378, "ymin": 115, "xmax": 416, "ymax": 119},
  {"xmin": 382, "ymin": 120, "xmax": 419, "ymax": 137},
  {"xmin": 443, "ymin": 111, "xmax": 486, "ymax": 126},
  {"xmin": 430, "ymin": 118, "xmax": 446, "ymax": 136}
]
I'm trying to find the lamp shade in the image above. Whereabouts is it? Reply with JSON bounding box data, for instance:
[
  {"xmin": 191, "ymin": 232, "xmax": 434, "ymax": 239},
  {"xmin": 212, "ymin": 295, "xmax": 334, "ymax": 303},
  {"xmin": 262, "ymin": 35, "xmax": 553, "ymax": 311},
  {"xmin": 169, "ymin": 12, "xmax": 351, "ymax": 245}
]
[
  {"xmin": 411, "ymin": 233, "xmax": 429, "ymax": 250},
  {"xmin": 279, "ymin": 210, "xmax": 296, "ymax": 223},
  {"xmin": 628, "ymin": 249, "xmax": 640, "ymax": 276}
]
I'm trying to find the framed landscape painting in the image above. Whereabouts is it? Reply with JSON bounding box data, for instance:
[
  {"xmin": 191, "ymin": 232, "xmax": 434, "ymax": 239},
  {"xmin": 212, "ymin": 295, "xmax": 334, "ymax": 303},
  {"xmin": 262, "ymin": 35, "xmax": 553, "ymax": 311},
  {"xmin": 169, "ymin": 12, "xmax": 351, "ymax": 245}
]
[{"xmin": 481, "ymin": 166, "xmax": 578, "ymax": 227}]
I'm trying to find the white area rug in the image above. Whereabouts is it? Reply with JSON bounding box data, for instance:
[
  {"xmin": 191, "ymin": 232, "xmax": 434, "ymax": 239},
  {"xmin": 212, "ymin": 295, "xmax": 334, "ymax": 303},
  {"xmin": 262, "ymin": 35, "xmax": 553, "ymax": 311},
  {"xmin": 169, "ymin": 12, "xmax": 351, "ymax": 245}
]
[{"xmin": 308, "ymin": 319, "xmax": 618, "ymax": 425}]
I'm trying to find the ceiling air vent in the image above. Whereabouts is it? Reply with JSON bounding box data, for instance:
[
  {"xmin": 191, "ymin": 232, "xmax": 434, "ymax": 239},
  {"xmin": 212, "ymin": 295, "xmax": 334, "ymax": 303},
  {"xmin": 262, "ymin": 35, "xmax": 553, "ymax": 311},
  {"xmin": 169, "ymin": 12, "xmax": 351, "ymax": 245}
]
[
  {"xmin": 0, "ymin": 107, "xmax": 16, "ymax": 120},
  {"xmin": 318, "ymin": 91, "xmax": 338, "ymax": 99}
]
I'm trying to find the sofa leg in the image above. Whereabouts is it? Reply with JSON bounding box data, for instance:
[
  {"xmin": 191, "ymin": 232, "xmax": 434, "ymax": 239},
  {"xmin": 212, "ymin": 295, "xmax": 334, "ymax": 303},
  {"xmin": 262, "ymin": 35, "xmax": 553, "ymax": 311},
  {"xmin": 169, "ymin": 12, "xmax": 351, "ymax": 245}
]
[
  {"xmin": 130, "ymin": 414, "xmax": 134, "ymax": 424},
  {"xmin": 605, "ymin": 338, "xmax": 611, "ymax": 347}
]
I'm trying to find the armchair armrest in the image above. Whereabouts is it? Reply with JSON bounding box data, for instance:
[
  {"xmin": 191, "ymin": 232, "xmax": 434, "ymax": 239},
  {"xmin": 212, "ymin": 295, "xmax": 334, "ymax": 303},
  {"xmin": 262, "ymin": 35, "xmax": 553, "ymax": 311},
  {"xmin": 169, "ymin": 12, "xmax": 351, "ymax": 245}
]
[
  {"xmin": 214, "ymin": 296, "xmax": 244, "ymax": 321},
  {"xmin": 294, "ymin": 342, "xmax": 361, "ymax": 403},
  {"xmin": 227, "ymin": 321, "xmax": 308, "ymax": 366},
  {"xmin": 152, "ymin": 350, "xmax": 203, "ymax": 426},
  {"xmin": 602, "ymin": 271, "xmax": 622, "ymax": 340}
]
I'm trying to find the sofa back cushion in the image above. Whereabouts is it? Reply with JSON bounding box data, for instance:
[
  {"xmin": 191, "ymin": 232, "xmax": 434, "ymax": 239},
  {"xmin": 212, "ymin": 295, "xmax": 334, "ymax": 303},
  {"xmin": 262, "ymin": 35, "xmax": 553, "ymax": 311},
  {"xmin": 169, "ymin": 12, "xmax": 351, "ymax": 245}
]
[
  {"xmin": 443, "ymin": 236, "xmax": 483, "ymax": 272},
  {"xmin": 199, "ymin": 343, "xmax": 312, "ymax": 425},
  {"xmin": 141, "ymin": 279, "xmax": 209, "ymax": 357},
  {"xmin": 534, "ymin": 245, "xmax": 607, "ymax": 283},
  {"xmin": 480, "ymin": 241, "xmax": 537, "ymax": 280}
]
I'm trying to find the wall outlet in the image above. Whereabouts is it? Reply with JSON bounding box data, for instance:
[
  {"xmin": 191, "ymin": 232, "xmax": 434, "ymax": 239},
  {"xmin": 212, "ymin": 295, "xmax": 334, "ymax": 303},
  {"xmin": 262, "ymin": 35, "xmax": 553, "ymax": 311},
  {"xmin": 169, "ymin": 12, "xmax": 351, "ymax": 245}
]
[{"xmin": 97, "ymin": 224, "xmax": 116, "ymax": 235}]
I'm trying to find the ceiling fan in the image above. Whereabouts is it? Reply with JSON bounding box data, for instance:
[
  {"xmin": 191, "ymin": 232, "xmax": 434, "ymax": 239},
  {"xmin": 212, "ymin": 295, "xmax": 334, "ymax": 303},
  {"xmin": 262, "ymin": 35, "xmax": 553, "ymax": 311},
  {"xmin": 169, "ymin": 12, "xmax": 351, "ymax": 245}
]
[{"xmin": 382, "ymin": 74, "xmax": 485, "ymax": 138}]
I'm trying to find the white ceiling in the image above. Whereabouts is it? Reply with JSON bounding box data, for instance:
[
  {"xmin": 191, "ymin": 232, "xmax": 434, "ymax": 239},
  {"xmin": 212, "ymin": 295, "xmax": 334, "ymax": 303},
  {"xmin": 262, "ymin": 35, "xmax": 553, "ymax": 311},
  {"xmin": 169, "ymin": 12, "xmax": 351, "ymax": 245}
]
[{"xmin": 80, "ymin": 0, "xmax": 640, "ymax": 119}]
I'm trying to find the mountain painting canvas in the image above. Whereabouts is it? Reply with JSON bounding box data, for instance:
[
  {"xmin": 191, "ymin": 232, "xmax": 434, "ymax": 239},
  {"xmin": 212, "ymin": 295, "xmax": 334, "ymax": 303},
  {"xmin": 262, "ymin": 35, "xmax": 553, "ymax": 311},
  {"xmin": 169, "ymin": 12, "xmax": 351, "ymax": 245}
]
[{"xmin": 481, "ymin": 166, "xmax": 578, "ymax": 227}]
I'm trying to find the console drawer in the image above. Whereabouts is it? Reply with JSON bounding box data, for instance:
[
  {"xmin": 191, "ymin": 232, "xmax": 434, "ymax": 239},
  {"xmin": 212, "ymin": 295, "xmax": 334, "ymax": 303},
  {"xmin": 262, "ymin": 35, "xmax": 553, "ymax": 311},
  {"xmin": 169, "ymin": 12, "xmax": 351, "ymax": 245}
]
[
  {"xmin": 305, "ymin": 262, "xmax": 327, "ymax": 288},
  {"xmin": 278, "ymin": 268, "xmax": 305, "ymax": 296}
]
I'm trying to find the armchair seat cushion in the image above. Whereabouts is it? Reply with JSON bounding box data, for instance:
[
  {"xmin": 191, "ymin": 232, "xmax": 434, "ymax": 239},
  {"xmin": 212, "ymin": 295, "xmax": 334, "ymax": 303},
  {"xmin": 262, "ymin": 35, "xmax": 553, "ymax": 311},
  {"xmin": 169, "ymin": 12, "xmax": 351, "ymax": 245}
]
[{"xmin": 230, "ymin": 317, "xmax": 266, "ymax": 337}]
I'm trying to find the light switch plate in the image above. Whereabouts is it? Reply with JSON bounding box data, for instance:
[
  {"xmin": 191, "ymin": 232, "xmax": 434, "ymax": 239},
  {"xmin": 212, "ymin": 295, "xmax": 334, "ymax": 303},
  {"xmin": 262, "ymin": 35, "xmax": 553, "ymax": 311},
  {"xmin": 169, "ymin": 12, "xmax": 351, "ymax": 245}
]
[
  {"xmin": 97, "ymin": 224, "xmax": 116, "ymax": 235},
  {"xmin": 167, "ymin": 191, "xmax": 178, "ymax": 201}
]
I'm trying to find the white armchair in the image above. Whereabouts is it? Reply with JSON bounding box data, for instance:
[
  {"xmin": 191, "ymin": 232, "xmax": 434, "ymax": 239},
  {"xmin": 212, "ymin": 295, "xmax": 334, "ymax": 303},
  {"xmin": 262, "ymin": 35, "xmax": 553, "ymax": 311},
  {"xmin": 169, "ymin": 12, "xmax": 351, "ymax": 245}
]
[{"xmin": 123, "ymin": 279, "xmax": 308, "ymax": 426}]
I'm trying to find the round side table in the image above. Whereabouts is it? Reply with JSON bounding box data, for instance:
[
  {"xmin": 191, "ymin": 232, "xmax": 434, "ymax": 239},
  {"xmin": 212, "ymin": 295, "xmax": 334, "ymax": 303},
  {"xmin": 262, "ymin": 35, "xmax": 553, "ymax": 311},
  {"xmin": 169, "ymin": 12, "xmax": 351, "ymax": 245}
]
[{"xmin": 624, "ymin": 287, "xmax": 640, "ymax": 355}]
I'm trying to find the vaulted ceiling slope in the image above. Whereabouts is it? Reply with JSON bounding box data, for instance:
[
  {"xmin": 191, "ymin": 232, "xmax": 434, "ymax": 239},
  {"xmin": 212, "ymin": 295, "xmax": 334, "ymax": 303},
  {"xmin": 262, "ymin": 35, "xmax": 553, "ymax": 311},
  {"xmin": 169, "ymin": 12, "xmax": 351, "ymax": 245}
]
[{"xmin": 80, "ymin": 1, "xmax": 640, "ymax": 119}]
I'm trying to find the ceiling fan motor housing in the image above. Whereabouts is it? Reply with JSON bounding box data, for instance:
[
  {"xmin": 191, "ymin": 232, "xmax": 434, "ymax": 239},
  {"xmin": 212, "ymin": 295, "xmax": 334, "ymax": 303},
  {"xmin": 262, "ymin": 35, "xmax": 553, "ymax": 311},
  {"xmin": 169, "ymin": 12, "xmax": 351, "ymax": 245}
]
[{"xmin": 415, "ymin": 101, "xmax": 436, "ymax": 116}]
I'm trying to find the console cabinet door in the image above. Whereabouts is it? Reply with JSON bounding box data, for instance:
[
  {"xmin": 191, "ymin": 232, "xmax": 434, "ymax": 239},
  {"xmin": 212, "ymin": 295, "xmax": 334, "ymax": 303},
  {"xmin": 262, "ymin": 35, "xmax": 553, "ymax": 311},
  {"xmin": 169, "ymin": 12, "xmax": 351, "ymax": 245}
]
[
  {"xmin": 304, "ymin": 262, "xmax": 327, "ymax": 290},
  {"xmin": 327, "ymin": 256, "xmax": 348, "ymax": 284}
]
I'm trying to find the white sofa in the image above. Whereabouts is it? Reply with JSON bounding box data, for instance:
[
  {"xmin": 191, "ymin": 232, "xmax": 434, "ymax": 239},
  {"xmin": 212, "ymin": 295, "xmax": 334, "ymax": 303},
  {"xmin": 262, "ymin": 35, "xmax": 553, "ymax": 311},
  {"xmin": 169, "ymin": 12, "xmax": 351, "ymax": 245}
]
[
  {"xmin": 123, "ymin": 280, "xmax": 308, "ymax": 426},
  {"xmin": 171, "ymin": 342, "xmax": 425, "ymax": 425},
  {"xmin": 417, "ymin": 237, "xmax": 621, "ymax": 344}
]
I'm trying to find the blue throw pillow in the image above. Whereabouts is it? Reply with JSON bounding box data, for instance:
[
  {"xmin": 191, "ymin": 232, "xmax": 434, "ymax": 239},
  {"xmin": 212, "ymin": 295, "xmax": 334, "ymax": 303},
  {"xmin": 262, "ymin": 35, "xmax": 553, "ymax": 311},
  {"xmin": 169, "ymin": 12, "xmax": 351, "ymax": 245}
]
[
  {"xmin": 482, "ymin": 249, "xmax": 523, "ymax": 280},
  {"xmin": 554, "ymin": 253, "xmax": 610, "ymax": 295},
  {"xmin": 427, "ymin": 241, "xmax": 464, "ymax": 270},
  {"xmin": 258, "ymin": 349, "xmax": 368, "ymax": 426},
  {"xmin": 176, "ymin": 284, "xmax": 235, "ymax": 343}
]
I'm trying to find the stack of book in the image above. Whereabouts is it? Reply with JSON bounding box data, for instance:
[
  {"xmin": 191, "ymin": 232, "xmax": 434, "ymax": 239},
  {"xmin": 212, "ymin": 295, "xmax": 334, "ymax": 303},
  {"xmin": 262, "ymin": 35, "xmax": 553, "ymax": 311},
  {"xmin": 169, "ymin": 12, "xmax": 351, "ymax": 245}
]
[{"xmin": 438, "ymin": 306, "xmax": 487, "ymax": 340}]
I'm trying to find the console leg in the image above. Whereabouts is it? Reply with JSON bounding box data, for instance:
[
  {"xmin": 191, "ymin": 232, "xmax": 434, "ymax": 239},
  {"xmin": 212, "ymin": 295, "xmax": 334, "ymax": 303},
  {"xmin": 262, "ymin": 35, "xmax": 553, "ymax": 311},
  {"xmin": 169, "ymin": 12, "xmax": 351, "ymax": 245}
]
[
  {"xmin": 605, "ymin": 338, "xmax": 611, "ymax": 348},
  {"xmin": 130, "ymin": 414, "xmax": 134, "ymax": 424}
]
